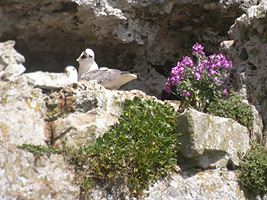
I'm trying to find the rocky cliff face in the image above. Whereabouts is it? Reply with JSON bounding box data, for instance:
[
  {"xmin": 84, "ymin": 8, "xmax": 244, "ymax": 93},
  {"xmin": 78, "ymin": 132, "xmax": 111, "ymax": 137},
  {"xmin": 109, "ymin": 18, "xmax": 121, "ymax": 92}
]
[
  {"xmin": 0, "ymin": 0, "xmax": 267, "ymax": 199},
  {"xmin": 224, "ymin": 1, "xmax": 267, "ymax": 146},
  {"xmin": 0, "ymin": 40, "xmax": 251, "ymax": 199},
  {"xmin": 0, "ymin": 0, "xmax": 257, "ymax": 98}
]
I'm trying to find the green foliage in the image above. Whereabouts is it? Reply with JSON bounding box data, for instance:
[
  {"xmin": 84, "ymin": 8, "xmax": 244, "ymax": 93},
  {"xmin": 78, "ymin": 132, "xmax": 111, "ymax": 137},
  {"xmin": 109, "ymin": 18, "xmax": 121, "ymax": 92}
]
[
  {"xmin": 238, "ymin": 143, "xmax": 267, "ymax": 197},
  {"xmin": 206, "ymin": 91, "xmax": 253, "ymax": 130},
  {"xmin": 68, "ymin": 97, "xmax": 181, "ymax": 197},
  {"xmin": 17, "ymin": 144, "xmax": 62, "ymax": 159},
  {"xmin": 18, "ymin": 97, "xmax": 181, "ymax": 198}
]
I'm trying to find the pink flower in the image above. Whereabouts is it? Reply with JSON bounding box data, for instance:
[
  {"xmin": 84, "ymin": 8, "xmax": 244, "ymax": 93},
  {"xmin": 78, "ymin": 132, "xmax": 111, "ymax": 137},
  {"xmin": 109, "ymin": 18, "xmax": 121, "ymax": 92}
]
[
  {"xmin": 223, "ymin": 89, "xmax": 228, "ymax": 95},
  {"xmin": 182, "ymin": 91, "xmax": 190, "ymax": 97},
  {"xmin": 194, "ymin": 72, "xmax": 201, "ymax": 80}
]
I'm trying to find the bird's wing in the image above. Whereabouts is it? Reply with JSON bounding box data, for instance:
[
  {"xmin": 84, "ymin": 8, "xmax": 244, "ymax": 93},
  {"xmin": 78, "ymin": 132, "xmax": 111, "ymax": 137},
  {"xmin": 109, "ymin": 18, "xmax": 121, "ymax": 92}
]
[{"xmin": 81, "ymin": 68, "xmax": 122, "ymax": 83}]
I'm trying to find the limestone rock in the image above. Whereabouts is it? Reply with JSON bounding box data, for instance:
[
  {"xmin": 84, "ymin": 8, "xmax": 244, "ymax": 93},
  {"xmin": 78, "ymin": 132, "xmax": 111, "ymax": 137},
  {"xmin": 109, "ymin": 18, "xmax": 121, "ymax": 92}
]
[
  {"xmin": 52, "ymin": 110, "xmax": 118, "ymax": 148},
  {"xmin": 0, "ymin": 76, "xmax": 46, "ymax": 146},
  {"xmin": 144, "ymin": 169, "xmax": 246, "ymax": 200},
  {"xmin": 176, "ymin": 109, "xmax": 250, "ymax": 169},
  {"xmin": 227, "ymin": 1, "xmax": 267, "ymax": 146},
  {"xmin": 0, "ymin": 141, "xmax": 79, "ymax": 199},
  {"xmin": 0, "ymin": 40, "xmax": 25, "ymax": 68},
  {"xmin": 44, "ymin": 80, "xmax": 155, "ymax": 147},
  {"xmin": 0, "ymin": 0, "xmax": 255, "ymax": 98},
  {"xmin": 89, "ymin": 169, "xmax": 246, "ymax": 200},
  {"xmin": 0, "ymin": 41, "xmax": 26, "ymax": 81},
  {"xmin": 23, "ymin": 70, "xmax": 76, "ymax": 89}
]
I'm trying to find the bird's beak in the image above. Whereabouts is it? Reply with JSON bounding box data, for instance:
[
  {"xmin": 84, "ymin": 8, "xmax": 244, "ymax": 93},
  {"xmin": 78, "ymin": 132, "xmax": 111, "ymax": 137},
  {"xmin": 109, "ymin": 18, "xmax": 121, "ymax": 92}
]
[{"xmin": 76, "ymin": 51, "xmax": 85, "ymax": 62}]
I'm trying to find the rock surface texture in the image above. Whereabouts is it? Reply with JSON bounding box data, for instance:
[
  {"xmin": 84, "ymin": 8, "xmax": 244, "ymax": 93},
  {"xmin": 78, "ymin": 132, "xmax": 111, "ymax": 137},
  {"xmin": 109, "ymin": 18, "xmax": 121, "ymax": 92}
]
[
  {"xmin": 0, "ymin": 0, "xmax": 258, "ymax": 98},
  {"xmin": 177, "ymin": 109, "xmax": 250, "ymax": 169},
  {"xmin": 0, "ymin": 40, "xmax": 251, "ymax": 200},
  {"xmin": 0, "ymin": 0, "xmax": 266, "ymax": 199},
  {"xmin": 225, "ymin": 1, "xmax": 267, "ymax": 146}
]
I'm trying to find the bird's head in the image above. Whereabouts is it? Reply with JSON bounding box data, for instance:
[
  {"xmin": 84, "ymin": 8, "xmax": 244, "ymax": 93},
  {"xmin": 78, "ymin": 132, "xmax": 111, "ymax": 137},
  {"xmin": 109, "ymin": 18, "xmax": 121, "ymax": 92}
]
[
  {"xmin": 64, "ymin": 65, "xmax": 77, "ymax": 75},
  {"xmin": 76, "ymin": 48, "xmax": 95, "ymax": 64},
  {"xmin": 64, "ymin": 66, "xmax": 78, "ymax": 83}
]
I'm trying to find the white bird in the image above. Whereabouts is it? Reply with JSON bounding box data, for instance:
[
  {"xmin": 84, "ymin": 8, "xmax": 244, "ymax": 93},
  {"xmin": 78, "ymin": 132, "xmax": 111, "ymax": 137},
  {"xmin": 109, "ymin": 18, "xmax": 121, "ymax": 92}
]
[
  {"xmin": 76, "ymin": 48, "xmax": 99, "ymax": 80},
  {"xmin": 76, "ymin": 48, "xmax": 137, "ymax": 90},
  {"xmin": 64, "ymin": 65, "xmax": 78, "ymax": 84}
]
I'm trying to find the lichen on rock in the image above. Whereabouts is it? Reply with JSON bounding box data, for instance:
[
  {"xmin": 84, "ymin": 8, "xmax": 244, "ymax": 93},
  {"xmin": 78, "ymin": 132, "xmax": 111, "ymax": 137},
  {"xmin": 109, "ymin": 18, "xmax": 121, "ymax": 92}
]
[{"xmin": 176, "ymin": 109, "xmax": 250, "ymax": 169}]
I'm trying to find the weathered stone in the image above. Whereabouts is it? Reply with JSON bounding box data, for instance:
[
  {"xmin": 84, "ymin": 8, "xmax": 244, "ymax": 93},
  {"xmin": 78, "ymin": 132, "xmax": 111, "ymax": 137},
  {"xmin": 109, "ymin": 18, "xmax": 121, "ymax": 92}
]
[
  {"xmin": 0, "ymin": 40, "xmax": 26, "ymax": 81},
  {"xmin": 0, "ymin": 0, "xmax": 265, "ymax": 198},
  {"xmin": 23, "ymin": 70, "xmax": 77, "ymax": 89},
  {"xmin": 89, "ymin": 169, "xmax": 246, "ymax": 200},
  {"xmin": 0, "ymin": 141, "xmax": 79, "ymax": 199},
  {"xmin": 0, "ymin": 0, "xmax": 253, "ymax": 97},
  {"xmin": 176, "ymin": 109, "xmax": 250, "ymax": 169},
  {"xmin": 225, "ymin": 1, "xmax": 267, "ymax": 146},
  {"xmin": 0, "ymin": 77, "xmax": 47, "ymax": 145},
  {"xmin": 53, "ymin": 110, "xmax": 118, "ymax": 148},
  {"xmin": 46, "ymin": 80, "xmax": 155, "ymax": 147},
  {"xmin": 143, "ymin": 169, "xmax": 246, "ymax": 200},
  {"xmin": 0, "ymin": 40, "xmax": 25, "ymax": 68},
  {"xmin": 0, "ymin": 41, "xmax": 46, "ymax": 145}
]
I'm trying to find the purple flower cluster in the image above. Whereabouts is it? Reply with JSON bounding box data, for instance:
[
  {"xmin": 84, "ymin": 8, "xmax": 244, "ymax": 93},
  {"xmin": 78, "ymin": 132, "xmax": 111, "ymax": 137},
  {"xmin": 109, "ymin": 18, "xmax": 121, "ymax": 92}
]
[
  {"xmin": 164, "ymin": 43, "xmax": 232, "ymax": 96},
  {"xmin": 192, "ymin": 43, "xmax": 205, "ymax": 57}
]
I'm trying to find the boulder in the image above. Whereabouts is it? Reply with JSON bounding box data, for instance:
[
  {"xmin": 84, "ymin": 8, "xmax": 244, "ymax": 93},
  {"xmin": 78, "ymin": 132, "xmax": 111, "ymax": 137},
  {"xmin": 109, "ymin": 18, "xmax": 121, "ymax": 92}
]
[
  {"xmin": 44, "ymin": 80, "xmax": 154, "ymax": 146},
  {"xmin": 0, "ymin": 141, "xmax": 79, "ymax": 199},
  {"xmin": 144, "ymin": 169, "xmax": 246, "ymax": 200},
  {"xmin": 23, "ymin": 70, "xmax": 76, "ymax": 89},
  {"xmin": 176, "ymin": 109, "xmax": 250, "ymax": 169},
  {"xmin": 0, "ymin": 41, "xmax": 26, "ymax": 81},
  {"xmin": 89, "ymin": 169, "xmax": 246, "ymax": 200},
  {"xmin": 0, "ymin": 41, "xmax": 46, "ymax": 146}
]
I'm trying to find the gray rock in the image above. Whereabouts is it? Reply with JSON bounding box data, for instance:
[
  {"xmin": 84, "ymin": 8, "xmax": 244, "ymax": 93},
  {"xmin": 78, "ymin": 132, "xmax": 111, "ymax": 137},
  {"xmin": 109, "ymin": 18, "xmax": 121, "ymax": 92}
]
[
  {"xmin": 0, "ymin": 76, "xmax": 47, "ymax": 145},
  {"xmin": 144, "ymin": 169, "xmax": 246, "ymax": 200},
  {"xmin": 176, "ymin": 109, "xmax": 250, "ymax": 169},
  {"xmin": 1, "ymin": 0, "xmax": 265, "ymax": 197},
  {"xmin": 227, "ymin": 1, "xmax": 267, "ymax": 146},
  {"xmin": 44, "ymin": 80, "xmax": 154, "ymax": 147},
  {"xmin": 89, "ymin": 169, "xmax": 246, "ymax": 200},
  {"xmin": 23, "ymin": 70, "xmax": 76, "ymax": 89},
  {"xmin": 0, "ymin": 41, "xmax": 26, "ymax": 80},
  {"xmin": 0, "ymin": 141, "xmax": 79, "ymax": 200},
  {"xmin": 0, "ymin": 0, "xmax": 256, "ymax": 98},
  {"xmin": 0, "ymin": 44, "xmax": 46, "ymax": 145},
  {"xmin": 0, "ymin": 40, "xmax": 25, "ymax": 67}
]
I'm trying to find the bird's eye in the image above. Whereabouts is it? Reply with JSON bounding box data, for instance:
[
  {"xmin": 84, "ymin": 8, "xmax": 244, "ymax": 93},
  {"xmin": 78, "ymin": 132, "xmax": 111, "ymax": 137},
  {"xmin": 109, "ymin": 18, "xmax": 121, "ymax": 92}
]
[
  {"xmin": 81, "ymin": 54, "xmax": 87, "ymax": 59},
  {"xmin": 89, "ymin": 55, "xmax": 93, "ymax": 58}
]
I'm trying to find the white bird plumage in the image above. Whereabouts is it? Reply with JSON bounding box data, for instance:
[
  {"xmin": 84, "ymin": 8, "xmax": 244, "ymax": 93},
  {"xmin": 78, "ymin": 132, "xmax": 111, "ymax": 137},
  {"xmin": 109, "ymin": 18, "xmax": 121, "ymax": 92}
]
[
  {"xmin": 76, "ymin": 48, "xmax": 137, "ymax": 90},
  {"xmin": 76, "ymin": 49, "xmax": 99, "ymax": 80},
  {"xmin": 64, "ymin": 65, "xmax": 78, "ymax": 84}
]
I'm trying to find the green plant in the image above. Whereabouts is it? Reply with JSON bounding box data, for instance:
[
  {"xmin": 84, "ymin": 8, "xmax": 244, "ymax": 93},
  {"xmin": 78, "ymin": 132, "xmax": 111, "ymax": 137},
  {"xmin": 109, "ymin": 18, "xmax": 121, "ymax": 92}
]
[
  {"xmin": 206, "ymin": 91, "xmax": 253, "ymax": 130},
  {"xmin": 17, "ymin": 144, "xmax": 62, "ymax": 159},
  {"xmin": 238, "ymin": 142, "xmax": 267, "ymax": 197},
  {"xmin": 68, "ymin": 97, "xmax": 181, "ymax": 197},
  {"xmin": 18, "ymin": 97, "xmax": 181, "ymax": 198}
]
